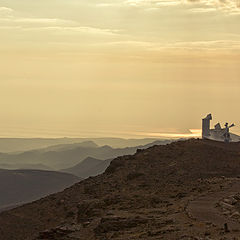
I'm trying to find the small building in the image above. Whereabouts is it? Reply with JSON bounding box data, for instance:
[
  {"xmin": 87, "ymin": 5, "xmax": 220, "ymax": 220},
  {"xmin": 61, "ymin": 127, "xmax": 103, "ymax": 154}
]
[{"xmin": 202, "ymin": 114, "xmax": 240, "ymax": 142}]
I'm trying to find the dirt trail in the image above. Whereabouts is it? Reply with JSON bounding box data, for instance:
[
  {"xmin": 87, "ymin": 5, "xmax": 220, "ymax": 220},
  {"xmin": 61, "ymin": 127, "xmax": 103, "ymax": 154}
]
[{"xmin": 187, "ymin": 180, "xmax": 240, "ymax": 230}]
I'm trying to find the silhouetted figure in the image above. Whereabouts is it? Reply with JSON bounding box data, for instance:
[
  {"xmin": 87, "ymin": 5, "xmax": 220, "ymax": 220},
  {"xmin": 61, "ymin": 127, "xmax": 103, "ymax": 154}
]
[
  {"xmin": 223, "ymin": 122, "xmax": 235, "ymax": 143},
  {"xmin": 224, "ymin": 223, "xmax": 229, "ymax": 233}
]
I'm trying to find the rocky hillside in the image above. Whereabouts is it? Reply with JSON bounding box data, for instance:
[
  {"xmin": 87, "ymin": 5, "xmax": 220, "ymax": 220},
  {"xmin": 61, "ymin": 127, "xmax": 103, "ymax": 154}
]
[{"xmin": 1, "ymin": 139, "xmax": 240, "ymax": 240}]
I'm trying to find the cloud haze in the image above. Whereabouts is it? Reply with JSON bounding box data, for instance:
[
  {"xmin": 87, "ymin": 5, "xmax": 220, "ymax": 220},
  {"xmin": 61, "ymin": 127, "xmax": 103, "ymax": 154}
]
[{"xmin": 0, "ymin": 0, "xmax": 240, "ymax": 137}]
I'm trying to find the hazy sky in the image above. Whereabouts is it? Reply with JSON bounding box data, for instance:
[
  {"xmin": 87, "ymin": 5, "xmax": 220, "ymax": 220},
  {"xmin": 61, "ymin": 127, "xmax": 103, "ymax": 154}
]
[{"xmin": 1, "ymin": 0, "xmax": 240, "ymax": 138}]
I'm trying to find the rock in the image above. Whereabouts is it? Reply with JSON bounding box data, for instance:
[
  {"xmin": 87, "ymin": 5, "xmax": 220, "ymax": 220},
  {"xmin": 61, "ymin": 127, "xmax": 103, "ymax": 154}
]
[
  {"xmin": 38, "ymin": 226, "xmax": 74, "ymax": 239},
  {"xmin": 94, "ymin": 216, "xmax": 148, "ymax": 235},
  {"xmin": 223, "ymin": 211, "xmax": 231, "ymax": 216},
  {"xmin": 230, "ymin": 211, "xmax": 240, "ymax": 218},
  {"xmin": 204, "ymin": 231, "xmax": 211, "ymax": 236},
  {"xmin": 77, "ymin": 200, "xmax": 104, "ymax": 223},
  {"xmin": 223, "ymin": 198, "xmax": 237, "ymax": 205},
  {"xmin": 219, "ymin": 202, "xmax": 234, "ymax": 210},
  {"xmin": 233, "ymin": 193, "xmax": 240, "ymax": 201}
]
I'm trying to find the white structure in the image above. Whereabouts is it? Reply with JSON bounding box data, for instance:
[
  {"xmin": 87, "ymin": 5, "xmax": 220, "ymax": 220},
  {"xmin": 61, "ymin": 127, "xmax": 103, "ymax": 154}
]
[{"xmin": 202, "ymin": 114, "xmax": 240, "ymax": 142}]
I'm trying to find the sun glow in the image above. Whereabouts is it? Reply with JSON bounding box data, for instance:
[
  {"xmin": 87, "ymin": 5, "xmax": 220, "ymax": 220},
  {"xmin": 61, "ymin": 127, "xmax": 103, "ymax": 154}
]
[{"xmin": 129, "ymin": 129, "xmax": 202, "ymax": 139}]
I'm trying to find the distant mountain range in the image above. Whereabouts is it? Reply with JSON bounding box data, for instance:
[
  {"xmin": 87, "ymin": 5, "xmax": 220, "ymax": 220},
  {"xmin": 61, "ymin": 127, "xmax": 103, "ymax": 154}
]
[
  {"xmin": 38, "ymin": 141, "xmax": 98, "ymax": 152},
  {"xmin": 61, "ymin": 157, "xmax": 113, "ymax": 179},
  {"xmin": 0, "ymin": 138, "xmax": 173, "ymax": 222},
  {"xmin": 0, "ymin": 137, "xmax": 168, "ymax": 153},
  {"xmin": 0, "ymin": 163, "xmax": 52, "ymax": 171},
  {"xmin": 0, "ymin": 140, "xmax": 172, "ymax": 170},
  {"xmin": 0, "ymin": 169, "xmax": 80, "ymax": 212}
]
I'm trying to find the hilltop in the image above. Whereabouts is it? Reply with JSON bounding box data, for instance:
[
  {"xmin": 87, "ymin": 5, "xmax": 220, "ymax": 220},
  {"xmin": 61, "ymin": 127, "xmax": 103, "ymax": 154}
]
[{"xmin": 1, "ymin": 139, "xmax": 240, "ymax": 239}]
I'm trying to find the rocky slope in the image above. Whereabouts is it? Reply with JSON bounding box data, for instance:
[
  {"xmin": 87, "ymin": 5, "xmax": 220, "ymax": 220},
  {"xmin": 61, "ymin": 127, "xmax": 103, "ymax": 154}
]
[{"xmin": 1, "ymin": 139, "xmax": 240, "ymax": 240}]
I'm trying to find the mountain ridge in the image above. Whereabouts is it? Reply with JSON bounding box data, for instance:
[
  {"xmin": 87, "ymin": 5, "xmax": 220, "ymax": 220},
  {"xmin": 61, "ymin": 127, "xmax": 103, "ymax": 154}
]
[
  {"xmin": 0, "ymin": 140, "xmax": 172, "ymax": 170},
  {"xmin": 61, "ymin": 157, "xmax": 113, "ymax": 179},
  {"xmin": 0, "ymin": 138, "xmax": 167, "ymax": 153}
]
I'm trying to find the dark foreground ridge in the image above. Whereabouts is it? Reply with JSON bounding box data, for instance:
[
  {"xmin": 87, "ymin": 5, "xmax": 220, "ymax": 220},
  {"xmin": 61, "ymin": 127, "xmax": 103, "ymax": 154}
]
[{"xmin": 1, "ymin": 139, "xmax": 240, "ymax": 240}]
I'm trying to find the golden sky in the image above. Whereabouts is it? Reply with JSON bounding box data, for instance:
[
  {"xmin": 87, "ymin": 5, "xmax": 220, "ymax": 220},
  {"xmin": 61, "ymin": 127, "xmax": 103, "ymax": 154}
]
[{"xmin": 0, "ymin": 0, "xmax": 240, "ymax": 138}]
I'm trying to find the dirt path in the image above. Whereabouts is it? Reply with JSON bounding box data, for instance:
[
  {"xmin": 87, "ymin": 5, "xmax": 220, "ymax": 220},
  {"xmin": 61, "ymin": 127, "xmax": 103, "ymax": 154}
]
[{"xmin": 187, "ymin": 180, "xmax": 240, "ymax": 231}]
